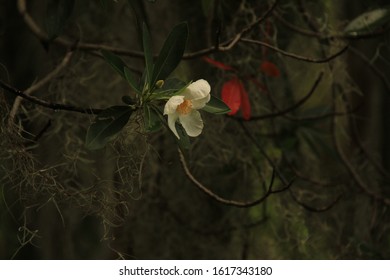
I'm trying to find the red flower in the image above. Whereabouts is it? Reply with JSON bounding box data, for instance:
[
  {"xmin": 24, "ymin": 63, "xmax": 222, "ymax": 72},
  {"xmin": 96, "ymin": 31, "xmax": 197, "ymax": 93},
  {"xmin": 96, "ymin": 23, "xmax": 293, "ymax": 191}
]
[{"xmin": 221, "ymin": 77, "xmax": 251, "ymax": 120}]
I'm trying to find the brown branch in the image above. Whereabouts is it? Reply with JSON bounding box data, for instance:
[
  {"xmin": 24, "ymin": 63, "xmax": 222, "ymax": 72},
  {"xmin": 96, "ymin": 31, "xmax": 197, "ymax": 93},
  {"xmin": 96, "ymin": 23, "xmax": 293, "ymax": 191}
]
[
  {"xmin": 178, "ymin": 149, "xmax": 292, "ymax": 208},
  {"xmin": 240, "ymin": 38, "xmax": 349, "ymax": 63},
  {"xmin": 351, "ymin": 115, "xmax": 390, "ymax": 182},
  {"xmin": 265, "ymin": 85, "xmax": 360, "ymax": 122},
  {"xmin": 0, "ymin": 80, "xmax": 103, "ymax": 115},
  {"xmin": 284, "ymin": 157, "xmax": 345, "ymax": 187},
  {"xmin": 236, "ymin": 72, "xmax": 324, "ymax": 121},
  {"xmin": 17, "ymin": 0, "xmax": 279, "ymax": 60},
  {"xmin": 240, "ymin": 114, "xmax": 343, "ymax": 212},
  {"xmin": 289, "ymin": 189, "xmax": 343, "ymax": 212},
  {"xmin": 17, "ymin": 0, "xmax": 144, "ymax": 57},
  {"xmin": 8, "ymin": 51, "xmax": 74, "ymax": 126},
  {"xmin": 162, "ymin": 196, "xmax": 268, "ymax": 235},
  {"xmin": 349, "ymin": 47, "xmax": 390, "ymax": 92},
  {"xmin": 331, "ymin": 93, "xmax": 390, "ymax": 206},
  {"xmin": 274, "ymin": 10, "xmax": 390, "ymax": 41},
  {"xmin": 297, "ymin": 0, "xmax": 320, "ymax": 33},
  {"xmin": 238, "ymin": 121, "xmax": 290, "ymax": 185}
]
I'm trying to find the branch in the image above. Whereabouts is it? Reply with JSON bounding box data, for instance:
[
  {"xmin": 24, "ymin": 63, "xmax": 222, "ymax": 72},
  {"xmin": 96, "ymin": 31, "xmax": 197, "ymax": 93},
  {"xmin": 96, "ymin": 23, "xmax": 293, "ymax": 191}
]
[
  {"xmin": 9, "ymin": 51, "xmax": 74, "ymax": 126},
  {"xmin": 17, "ymin": 0, "xmax": 279, "ymax": 60},
  {"xmin": 288, "ymin": 189, "xmax": 343, "ymax": 212},
  {"xmin": 241, "ymin": 38, "xmax": 349, "ymax": 63},
  {"xmin": 178, "ymin": 149, "xmax": 292, "ymax": 208},
  {"xmin": 0, "ymin": 80, "xmax": 103, "ymax": 115},
  {"xmin": 331, "ymin": 93, "xmax": 390, "ymax": 205},
  {"xmin": 235, "ymin": 72, "xmax": 323, "ymax": 121},
  {"xmin": 350, "ymin": 114, "xmax": 390, "ymax": 182},
  {"xmin": 17, "ymin": 0, "xmax": 144, "ymax": 57},
  {"xmin": 274, "ymin": 10, "xmax": 390, "ymax": 41},
  {"xmin": 349, "ymin": 47, "xmax": 390, "ymax": 93},
  {"xmin": 238, "ymin": 122, "xmax": 290, "ymax": 185}
]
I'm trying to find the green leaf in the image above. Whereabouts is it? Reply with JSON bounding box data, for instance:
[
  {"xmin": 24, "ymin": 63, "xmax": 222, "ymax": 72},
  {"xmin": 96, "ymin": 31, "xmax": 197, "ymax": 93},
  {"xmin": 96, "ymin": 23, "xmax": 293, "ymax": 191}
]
[
  {"xmin": 127, "ymin": 0, "xmax": 149, "ymax": 35},
  {"xmin": 101, "ymin": 50, "xmax": 127, "ymax": 79},
  {"xmin": 124, "ymin": 67, "xmax": 141, "ymax": 94},
  {"xmin": 45, "ymin": 0, "xmax": 75, "ymax": 40},
  {"xmin": 142, "ymin": 23, "xmax": 154, "ymax": 88},
  {"xmin": 202, "ymin": 95, "xmax": 231, "ymax": 114},
  {"xmin": 152, "ymin": 22, "xmax": 188, "ymax": 86},
  {"xmin": 143, "ymin": 105, "xmax": 162, "ymax": 132},
  {"xmin": 101, "ymin": 51, "xmax": 141, "ymax": 93},
  {"xmin": 85, "ymin": 106, "xmax": 133, "ymax": 150},
  {"xmin": 344, "ymin": 7, "xmax": 390, "ymax": 36}
]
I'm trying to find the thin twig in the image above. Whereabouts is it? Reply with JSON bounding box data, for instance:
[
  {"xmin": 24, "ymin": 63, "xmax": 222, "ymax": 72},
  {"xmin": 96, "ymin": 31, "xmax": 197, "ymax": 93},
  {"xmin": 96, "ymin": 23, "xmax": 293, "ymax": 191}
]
[
  {"xmin": 17, "ymin": 0, "xmax": 279, "ymax": 60},
  {"xmin": 331, "ymin": 88, "xmax": 390, "ymax": 205},
  {"xmin": 8, "ymin": 51, "xmax": 74, "ymax": 126},
  {"xmin": 178, "ymin": 149, "xmax": 292, "ymax": 208},
  {"xmin": 297, "ymin": 0, "xmax": 320, "ymax": 33},
  {"xmin": 237, "ymin": 72, "xmax": 324, "ymax": 121},
  {"xmin": 289, "ymin": 189, "xmax": 343, "ymax": 212},
  {"xmin": 274, "ymin": 10, "xmax": 389, "ymax": 40},
  {"xmin": 0, "ymin": 80, "xmax": 103, "ymax": 115},
  {"xmin": 238, "ymin": 122, "xmax": 290, "ymax": 185},
  {"xmin": 349, "ymin": 47, "xmax": 390, "ymax": 92},
  {"xmin": 350, "ymin": 114, "xmax": 390, "ymax": 182},
  {"xmin": 241, "ymin": 38, "xmax": 349, "ymax": 63}
]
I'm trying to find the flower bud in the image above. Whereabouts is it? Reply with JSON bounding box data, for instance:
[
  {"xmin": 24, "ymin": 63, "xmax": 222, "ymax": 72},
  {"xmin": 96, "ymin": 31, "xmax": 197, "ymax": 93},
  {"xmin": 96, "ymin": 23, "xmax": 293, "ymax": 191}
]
[{"xmin": 156, "ymin": 80, "xmax": 164, "ymax": 88}]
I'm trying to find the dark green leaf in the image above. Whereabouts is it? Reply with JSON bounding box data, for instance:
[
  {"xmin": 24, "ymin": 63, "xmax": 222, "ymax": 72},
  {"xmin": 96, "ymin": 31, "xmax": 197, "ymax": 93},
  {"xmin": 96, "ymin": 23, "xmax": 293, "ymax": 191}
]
[
  {"xmin": 127, "ymin": 0, "xmax": 149, "ymax": 36},
  {"xmin": 142, "ymin": 23, "xmax": 153, "ymax": 88},
  {"xmin": 152, "ymin": 22, "xmax": 188, "ymax": 86},
  {"xmin": 101, "ymin": 51, "xmax": 141, "ymax": 93},
  {"xmin": 85, "ymin": 106, "xmax": 133, "ymax": 150},
  {"xmin": 202, "ymin": 95, "xmax": 231, "ymax": 114},
  {"xmin": 344, "ymin": 7, "xmax": 390, "ymax": 36},
  {"xmin": 124, "ymin": 67, "xmax": 141, "ymax": 94},
  {"xmin": 101, "ymin": 50, "xmax": 127, "ymax": 79},
  {"xmin": 143, "ymin": 105, "xmax": 162, "ymax": 132},
  {"xmin": 45, "ymin": 0, "xmax": 75, "ymax": 40}
]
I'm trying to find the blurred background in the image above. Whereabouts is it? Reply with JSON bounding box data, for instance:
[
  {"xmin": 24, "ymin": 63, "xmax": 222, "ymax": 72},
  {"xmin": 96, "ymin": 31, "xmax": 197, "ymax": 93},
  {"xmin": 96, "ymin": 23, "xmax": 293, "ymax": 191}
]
[{"xmin": 1, "ymin": 0, "xmax": 390, "ymax": 259}]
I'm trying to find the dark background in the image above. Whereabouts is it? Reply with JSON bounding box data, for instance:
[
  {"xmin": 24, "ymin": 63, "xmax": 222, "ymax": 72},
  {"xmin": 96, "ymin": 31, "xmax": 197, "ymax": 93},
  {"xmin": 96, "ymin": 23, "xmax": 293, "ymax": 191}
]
[{"xmin": 1, "ymin": 0, "xmax": 390, "ymax": 259}]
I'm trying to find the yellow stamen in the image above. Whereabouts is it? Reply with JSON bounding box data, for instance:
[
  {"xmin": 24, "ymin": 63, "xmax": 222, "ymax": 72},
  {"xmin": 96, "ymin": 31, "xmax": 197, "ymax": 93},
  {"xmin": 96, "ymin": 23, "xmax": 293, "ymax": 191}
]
[{"xmin": 176, "ymin": 99, "xmax": 192, "ymax": 115}]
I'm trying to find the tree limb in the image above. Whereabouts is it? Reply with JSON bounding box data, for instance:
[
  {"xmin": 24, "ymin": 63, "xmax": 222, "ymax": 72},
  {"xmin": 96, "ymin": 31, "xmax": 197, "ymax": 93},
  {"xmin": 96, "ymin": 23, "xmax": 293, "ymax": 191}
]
[{"xmin": 178, "ymin": 148, "xmax": 292, "ymax": 208}]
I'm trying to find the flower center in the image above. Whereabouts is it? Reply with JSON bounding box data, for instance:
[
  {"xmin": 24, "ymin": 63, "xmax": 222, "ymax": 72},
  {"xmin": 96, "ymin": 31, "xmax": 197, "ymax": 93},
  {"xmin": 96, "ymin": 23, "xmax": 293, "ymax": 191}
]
[{"xmin": 176, "ymin": 99, "xmax": 192, "ymax": 115}]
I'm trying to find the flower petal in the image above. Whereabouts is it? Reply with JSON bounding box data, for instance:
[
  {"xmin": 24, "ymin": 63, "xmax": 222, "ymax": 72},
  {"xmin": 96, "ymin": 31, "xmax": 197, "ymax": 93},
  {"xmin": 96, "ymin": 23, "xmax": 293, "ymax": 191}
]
[
  {"xmin": 221, "ymin": 77, "xmax": 241, "ymax": 115},
  {"xmin": 191, "ymin": 96, "xmax": 210, "ymax": 110},
  {"xmin": 167, "ymin": 112, "xmax": 180, "ymax": 139},
  {"xmin": 180, "ymin": 110, "xmax": 203, "ymax": 137},
  {"xmin": 260, "ymin": 61, "xmax": 280, "ymax": 77},
  {"xmin": 164, "ymin": 95, "xmax": 185, "ymax": 115},
  {"xmin": 185, "ymin": 79, "xmax": 211, "ymax": 101},
  {"xmin": 202, "ymin": 56, "xmax": 235, "ymax": 71},
  {"xmin": 239, "ymin": 82, "xmax": 251, "ymax": 120}
]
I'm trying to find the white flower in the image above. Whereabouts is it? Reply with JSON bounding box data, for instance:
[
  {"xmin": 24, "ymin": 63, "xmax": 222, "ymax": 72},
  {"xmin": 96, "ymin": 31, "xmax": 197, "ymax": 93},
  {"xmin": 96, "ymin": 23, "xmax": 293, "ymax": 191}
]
[{"xmin": 163, "ymin": 79, "xmax": 211, "ymax": 139}]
